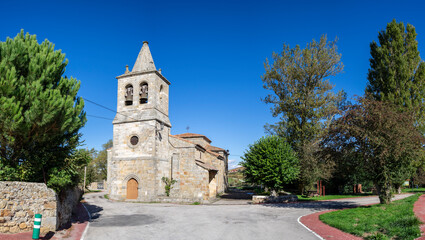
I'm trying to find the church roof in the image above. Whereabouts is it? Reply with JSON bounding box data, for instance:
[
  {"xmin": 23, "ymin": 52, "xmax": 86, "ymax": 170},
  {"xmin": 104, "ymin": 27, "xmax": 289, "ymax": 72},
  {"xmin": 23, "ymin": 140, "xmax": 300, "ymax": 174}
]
[
  {"xmin": 195, "ymin": 160, "xmax": 218, "ymax": 171},
  {"xmin": 174, "ymin": 133, "xmax": 212, "ymax": 143},
  {"xmin": 132, "ymin": 41, "xmax": 156, "ymax": 72},
  {"xmin": 206, "ymin": 145, "xmax": 225, "ymax": 152},
  {"xmin": 169, "ymin": 134, "xmax": 224, "ymax": 160}
]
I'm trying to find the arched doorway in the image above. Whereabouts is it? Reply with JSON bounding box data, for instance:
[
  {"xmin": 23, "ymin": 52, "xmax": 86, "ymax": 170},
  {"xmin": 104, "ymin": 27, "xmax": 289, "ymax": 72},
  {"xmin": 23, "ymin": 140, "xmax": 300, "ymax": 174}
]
[{"xmin": 127, "ymin": 178, "xmax": 138, "ymax": 199}]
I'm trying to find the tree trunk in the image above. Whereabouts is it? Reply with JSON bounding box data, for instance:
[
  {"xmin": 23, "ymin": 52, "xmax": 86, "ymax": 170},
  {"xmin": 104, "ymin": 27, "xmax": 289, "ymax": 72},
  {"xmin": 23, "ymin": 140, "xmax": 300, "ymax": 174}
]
[{"xmin": 376, "ymin": 182, "xmax": 392, "ymax": 204}]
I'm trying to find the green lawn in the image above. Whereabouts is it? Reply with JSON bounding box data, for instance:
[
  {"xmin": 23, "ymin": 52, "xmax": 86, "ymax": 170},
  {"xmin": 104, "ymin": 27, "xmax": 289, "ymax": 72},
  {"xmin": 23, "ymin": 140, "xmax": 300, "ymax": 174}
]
[
  {"xmin": 297, "ymin": 193, "xmax": 373, "ymax": 201},
  {"xmin": 319, "ymin": 194, "xmax": 422, "ymax": 240},
  {"xmin": 402, "ymin": 187, "xmax": 425, "ymax": 193}
]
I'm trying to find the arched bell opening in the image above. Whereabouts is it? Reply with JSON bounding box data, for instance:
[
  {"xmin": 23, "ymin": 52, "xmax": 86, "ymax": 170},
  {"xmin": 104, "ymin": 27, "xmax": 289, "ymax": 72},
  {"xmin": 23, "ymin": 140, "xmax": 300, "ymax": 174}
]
[
  {"xmin": 125, "ymin": 84, "xmax": 133, "ymax": 106},
  {"xmin": 140, "ymin": 83, "xmax": 148, "ymax": 104}
]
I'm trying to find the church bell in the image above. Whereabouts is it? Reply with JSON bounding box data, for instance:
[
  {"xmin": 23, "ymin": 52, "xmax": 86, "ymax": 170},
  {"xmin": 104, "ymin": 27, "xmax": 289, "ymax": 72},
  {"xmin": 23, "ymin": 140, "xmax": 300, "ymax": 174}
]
[
  {"xmin": 140, "ymin": 84, "xmax": 148, "ymax": 103},
  {"xmin": 125, "ymin": 86, "xmax": 133, "ymax": 105},
  {"xmin": 125, "ymin": 93, "xmax": 133, "ymax": 101}
]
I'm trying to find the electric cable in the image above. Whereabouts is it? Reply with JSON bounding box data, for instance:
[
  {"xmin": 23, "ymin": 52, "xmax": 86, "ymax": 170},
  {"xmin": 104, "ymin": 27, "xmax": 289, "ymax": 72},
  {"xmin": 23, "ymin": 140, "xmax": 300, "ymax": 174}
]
[{"xmin": 83, "ymin": 98, "xmax": 138, "ymax": 121}]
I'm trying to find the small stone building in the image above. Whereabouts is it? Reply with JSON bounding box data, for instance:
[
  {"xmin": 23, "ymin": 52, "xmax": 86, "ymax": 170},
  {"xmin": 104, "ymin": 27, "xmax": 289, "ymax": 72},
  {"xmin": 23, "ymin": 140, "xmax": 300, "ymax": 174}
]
[{"xmin": 107, "ymin": 42, "xmax": 228, "ymax": 202}]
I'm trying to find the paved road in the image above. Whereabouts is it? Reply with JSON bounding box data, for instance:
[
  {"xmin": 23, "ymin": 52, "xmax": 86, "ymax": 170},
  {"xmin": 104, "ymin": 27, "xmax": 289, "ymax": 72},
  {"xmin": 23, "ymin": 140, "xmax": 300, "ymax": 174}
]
[{"xmin": 83, "ymin": 192, "xmax": 411, "ymax": 240}]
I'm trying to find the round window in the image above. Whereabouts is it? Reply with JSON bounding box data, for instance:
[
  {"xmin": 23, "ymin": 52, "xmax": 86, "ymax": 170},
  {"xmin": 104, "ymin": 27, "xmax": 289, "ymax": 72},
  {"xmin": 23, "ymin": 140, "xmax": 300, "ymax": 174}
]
[{"xmin": 130, "ymin": 136, "xmax": 139, "ymax": 145}]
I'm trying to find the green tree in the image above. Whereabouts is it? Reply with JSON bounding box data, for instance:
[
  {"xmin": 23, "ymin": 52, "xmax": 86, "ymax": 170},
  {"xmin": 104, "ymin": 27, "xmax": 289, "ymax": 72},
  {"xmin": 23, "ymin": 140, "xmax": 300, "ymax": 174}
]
[
  {"xmin": 89, "ymin": 139, "xmax": 112, "ymax": 181},
  {"xmin": 262, "ymin": 35, "xmax": 345, "ymax": 191},
  {"xmin": 77, "ymin": 148, "xmax": 96, "ymax": 190},
  {"xmin": 50, "ymin": 148, "xmax": 92, "ymax": 192},
  {"xmin": 322, "ymin": 97, "xmax": 424, "ymax": 204},
  {"xmin": 241, "ymin": 136, "xmax": 299, "ymax": 195},
  {"xmin": 0, "ymin": 30, "xmax": 86, "ymax": 192},
  {"xmin": 367, "ymin": 19, "xmax": 425, "ymax": 132}
]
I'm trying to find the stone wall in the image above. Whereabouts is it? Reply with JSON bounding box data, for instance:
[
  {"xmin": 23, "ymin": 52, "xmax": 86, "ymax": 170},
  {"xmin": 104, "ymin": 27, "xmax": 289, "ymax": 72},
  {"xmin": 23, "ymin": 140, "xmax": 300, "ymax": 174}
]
[
  {"xmin": 252, "ymin": 195, "xmax": 298, "ymax": 204},
  {"xmin": 0, "ymin": 182, "xmax": 82, "ymax": 234}
]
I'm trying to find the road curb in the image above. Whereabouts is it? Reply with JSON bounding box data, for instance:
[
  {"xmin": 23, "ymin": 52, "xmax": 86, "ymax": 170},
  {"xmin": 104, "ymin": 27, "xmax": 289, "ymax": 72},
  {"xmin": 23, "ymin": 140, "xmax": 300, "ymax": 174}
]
[
  {"xmin": 297, "ymin": 214, "xmax": 324, "ymax": 240},
  {"xmin": 299, "ymin": 193, "xmax": 418, "ymax": 240},
  {"xmin": 80, "ymin": 203, "xmax": 91, "ymax": 240}
]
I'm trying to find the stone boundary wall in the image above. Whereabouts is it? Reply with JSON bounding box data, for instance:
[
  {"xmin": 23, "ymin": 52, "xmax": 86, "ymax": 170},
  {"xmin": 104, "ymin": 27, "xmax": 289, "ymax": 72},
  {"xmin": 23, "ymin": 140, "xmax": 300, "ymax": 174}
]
[
  {"xmin": 0, "ymin": 181, "xmax": 82, "ymax": 234},
  {"xmin": 252, "ymin": 195, "xmax": 298, "ymax": 204}
]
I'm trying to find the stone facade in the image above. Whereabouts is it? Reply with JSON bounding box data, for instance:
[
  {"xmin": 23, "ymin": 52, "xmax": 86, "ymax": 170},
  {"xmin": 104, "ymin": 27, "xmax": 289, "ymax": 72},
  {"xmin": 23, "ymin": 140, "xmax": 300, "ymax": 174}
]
[
  {"xmin": 107, "ymin": 42, "xmax": 228, "ymax": 202},
  {"xmin": 0, "ymin": 182, "xmax": 82, "ymax": 234}
]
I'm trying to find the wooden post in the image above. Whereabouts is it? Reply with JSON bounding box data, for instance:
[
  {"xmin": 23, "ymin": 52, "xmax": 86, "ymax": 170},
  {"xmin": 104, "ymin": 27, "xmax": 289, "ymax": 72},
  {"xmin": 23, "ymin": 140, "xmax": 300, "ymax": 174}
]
[
  {"xmin": 83, "ymin": 166, "xmax": 87, "ymax": 192},
  {"xmin": 317, "ymin": 180, "xmax": 320, "ymax": 194},
  {"xmin": 320, "ymin": 180, "xmax": 323, "ymax": 196}
]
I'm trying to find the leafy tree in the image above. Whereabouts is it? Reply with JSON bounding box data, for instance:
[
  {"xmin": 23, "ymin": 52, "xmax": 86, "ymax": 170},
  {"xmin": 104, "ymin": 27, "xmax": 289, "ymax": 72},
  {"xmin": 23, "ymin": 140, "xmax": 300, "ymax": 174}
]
[
  {"xmin": 366, "ymin": 19, "xmax": 425, "ymax": 132},
  {"xmin": 241, "ymin": 136, "xmax": 299, "ymax": 195},
  {"xmin": 0, "ymin": 30, "xmax": 86, "ymax": 192},
  {"xmin": 262, "ymin": 35, "xmax": 345, "ymax": 191},
  {"xmin": 322, "ymin": 97, "xmax": 424, "ymax": 204},
  {"xmin": 76, "ymin": 148, "xmax": 96, "ymax": 190},
  {"xmin": 49, "ymin": 148, "xmax": 92, "ymax": 192},
  {"xmin": 90, "ymin": 139, "xmax": 112, "ymax": 181}
]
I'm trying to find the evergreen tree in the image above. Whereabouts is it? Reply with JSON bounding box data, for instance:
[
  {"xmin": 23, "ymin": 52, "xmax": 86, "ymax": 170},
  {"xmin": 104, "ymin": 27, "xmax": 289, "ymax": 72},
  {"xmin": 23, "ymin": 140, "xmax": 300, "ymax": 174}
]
[
  {"xmin": 367, "ymin": 19, "xmax": 425, "ymax": 131},
  {"xmin": 0, "ymin": 30, "xmax": 86, "ymax": 192},
  {"xmin": 262, "ymin": 35, "xmax": 345, "ymax": 192}
]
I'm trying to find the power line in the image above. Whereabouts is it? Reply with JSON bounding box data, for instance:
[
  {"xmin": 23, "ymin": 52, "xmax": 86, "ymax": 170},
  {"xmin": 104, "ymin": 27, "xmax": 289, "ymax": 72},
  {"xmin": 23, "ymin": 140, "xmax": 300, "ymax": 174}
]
[
  {"xmin": 87, "ymin": 114, "xmax": 114, "ymax": 120},
  {"xmin": 83, "ymin": 98, "xmax": 138, "ymax": 121}
]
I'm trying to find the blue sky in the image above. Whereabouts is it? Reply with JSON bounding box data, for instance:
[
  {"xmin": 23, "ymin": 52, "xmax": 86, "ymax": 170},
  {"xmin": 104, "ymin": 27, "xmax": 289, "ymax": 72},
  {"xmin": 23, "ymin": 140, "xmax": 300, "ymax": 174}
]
[{"xmin": 1, "ymin": 0, "xmax": 425, "ymax": 168}]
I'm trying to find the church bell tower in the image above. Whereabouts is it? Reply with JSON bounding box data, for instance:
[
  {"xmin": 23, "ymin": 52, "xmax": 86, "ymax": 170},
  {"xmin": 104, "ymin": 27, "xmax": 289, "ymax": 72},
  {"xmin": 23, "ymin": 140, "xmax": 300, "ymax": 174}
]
[{"xmin": 108, "ymin": 41, "xmax": 172, "ymax": 200}]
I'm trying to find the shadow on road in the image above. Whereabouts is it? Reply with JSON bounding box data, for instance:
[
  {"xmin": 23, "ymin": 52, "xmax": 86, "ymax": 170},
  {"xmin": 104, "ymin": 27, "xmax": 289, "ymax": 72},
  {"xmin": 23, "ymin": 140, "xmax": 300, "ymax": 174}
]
[
  {"xmin": 262, "ymin": 200, "xmax": 366, "ymax": 211},
  {"xmin": 221, "ymin": 189, "xmax": 253, "ymax": 200},
  {"xmin": 83, "ymin": 202, "xmax": 104, "ymax": 220}
]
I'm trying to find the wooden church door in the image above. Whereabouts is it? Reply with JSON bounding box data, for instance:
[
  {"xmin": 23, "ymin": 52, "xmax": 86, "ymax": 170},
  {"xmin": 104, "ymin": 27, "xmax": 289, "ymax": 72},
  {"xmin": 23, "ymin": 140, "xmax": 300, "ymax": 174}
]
[{"xmin": 127, "ymin": 178, "xmax": 138, "ymax": 199}]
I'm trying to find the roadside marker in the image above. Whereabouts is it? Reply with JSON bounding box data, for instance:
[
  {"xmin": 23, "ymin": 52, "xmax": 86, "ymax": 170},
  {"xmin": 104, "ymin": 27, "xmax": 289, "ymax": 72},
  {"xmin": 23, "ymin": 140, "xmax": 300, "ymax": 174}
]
[{"xmin": 32, "ymin": 213, "xmax": 42, "ymax": 239}]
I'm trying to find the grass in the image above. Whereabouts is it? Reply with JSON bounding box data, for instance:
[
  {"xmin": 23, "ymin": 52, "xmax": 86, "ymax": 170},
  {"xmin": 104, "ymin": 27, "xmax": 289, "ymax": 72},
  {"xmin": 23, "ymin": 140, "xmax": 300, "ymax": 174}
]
[
  {"xmin": 319, "ymin": 194, "xmax": 422, "ymax": 240},
  {"xmin": 402, "ymin": 187, "xmax": 425, "ymax": 193},
  {"xmin": 103, "ymin": 194, "xmax": 109, "ymax": 199},
  {"xmin": 297, "ymin": 193, "xmax": 373, "ymax": 201},
  {"xmin": 192, "ymin": 201, "xmax": 200, "ymax": 205},
  {"xmin": 84, "ymin": 189, "xmax": 102, "ymax": 193}
]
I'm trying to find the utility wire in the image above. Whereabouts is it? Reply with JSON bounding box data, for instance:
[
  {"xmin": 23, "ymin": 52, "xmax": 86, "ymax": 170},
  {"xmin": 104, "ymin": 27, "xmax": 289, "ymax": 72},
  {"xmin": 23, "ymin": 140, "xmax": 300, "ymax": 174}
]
[
  {"xmin": 84, "ymin": 98, "xmax": 138, "ymax": 121},
  {"xmin": 87, "ymin": 114, "xmax": 114, "ymax": 121}
]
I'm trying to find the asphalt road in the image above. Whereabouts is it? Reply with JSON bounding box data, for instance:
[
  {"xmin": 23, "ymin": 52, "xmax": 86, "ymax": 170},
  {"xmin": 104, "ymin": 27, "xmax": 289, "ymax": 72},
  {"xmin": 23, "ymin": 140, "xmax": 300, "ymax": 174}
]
[{"xmin": 83, "ymin": 192, "xmax": 411, "ymax": 240}]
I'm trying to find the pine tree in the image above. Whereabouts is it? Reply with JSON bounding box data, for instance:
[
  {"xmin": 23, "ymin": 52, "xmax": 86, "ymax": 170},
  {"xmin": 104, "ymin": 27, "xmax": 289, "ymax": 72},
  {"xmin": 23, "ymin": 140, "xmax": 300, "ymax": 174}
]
[
  {"xmin": 367, "ymin": 19, "xmax": 425, "ymax": 131},
  {"xmin": 0, "ymin": 30, "xmax": 86, "ymax": 192}
]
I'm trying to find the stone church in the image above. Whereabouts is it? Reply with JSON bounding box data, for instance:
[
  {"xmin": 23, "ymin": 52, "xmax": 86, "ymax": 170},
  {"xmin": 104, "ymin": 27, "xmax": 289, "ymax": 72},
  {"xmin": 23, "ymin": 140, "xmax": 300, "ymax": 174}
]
[{"xmin": 107, "ymin": 42, "xmax": 229, "ymax": 202}]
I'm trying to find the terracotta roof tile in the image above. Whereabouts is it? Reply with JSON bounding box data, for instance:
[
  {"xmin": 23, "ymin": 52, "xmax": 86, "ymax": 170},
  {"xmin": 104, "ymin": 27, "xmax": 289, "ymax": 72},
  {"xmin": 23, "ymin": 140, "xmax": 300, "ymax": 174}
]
[
  {"xmin": 206, "ymin": 145, "xmax": 225, "ymax": 152},
  {"xmin": 170, "ymin": 135, "xmax": 223, "ymax": 160},
  {"xmin": 169, "ymin": 135, "xmax": 196, "ymax": 145}
]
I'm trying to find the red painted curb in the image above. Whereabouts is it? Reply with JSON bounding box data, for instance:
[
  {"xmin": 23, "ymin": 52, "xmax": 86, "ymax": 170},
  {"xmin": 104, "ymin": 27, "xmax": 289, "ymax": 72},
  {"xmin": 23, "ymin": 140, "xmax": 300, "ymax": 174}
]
[
  {"xmin": 413, "ymin": 194, "xmax": 425, "ymax": 240},
  {"xmin": 301, "ymin": 194, "xmax": 425, "ymax": 240},
  {"xmin": 300, "ymin": 210, "xmax": 362, "ymax": 240}
]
